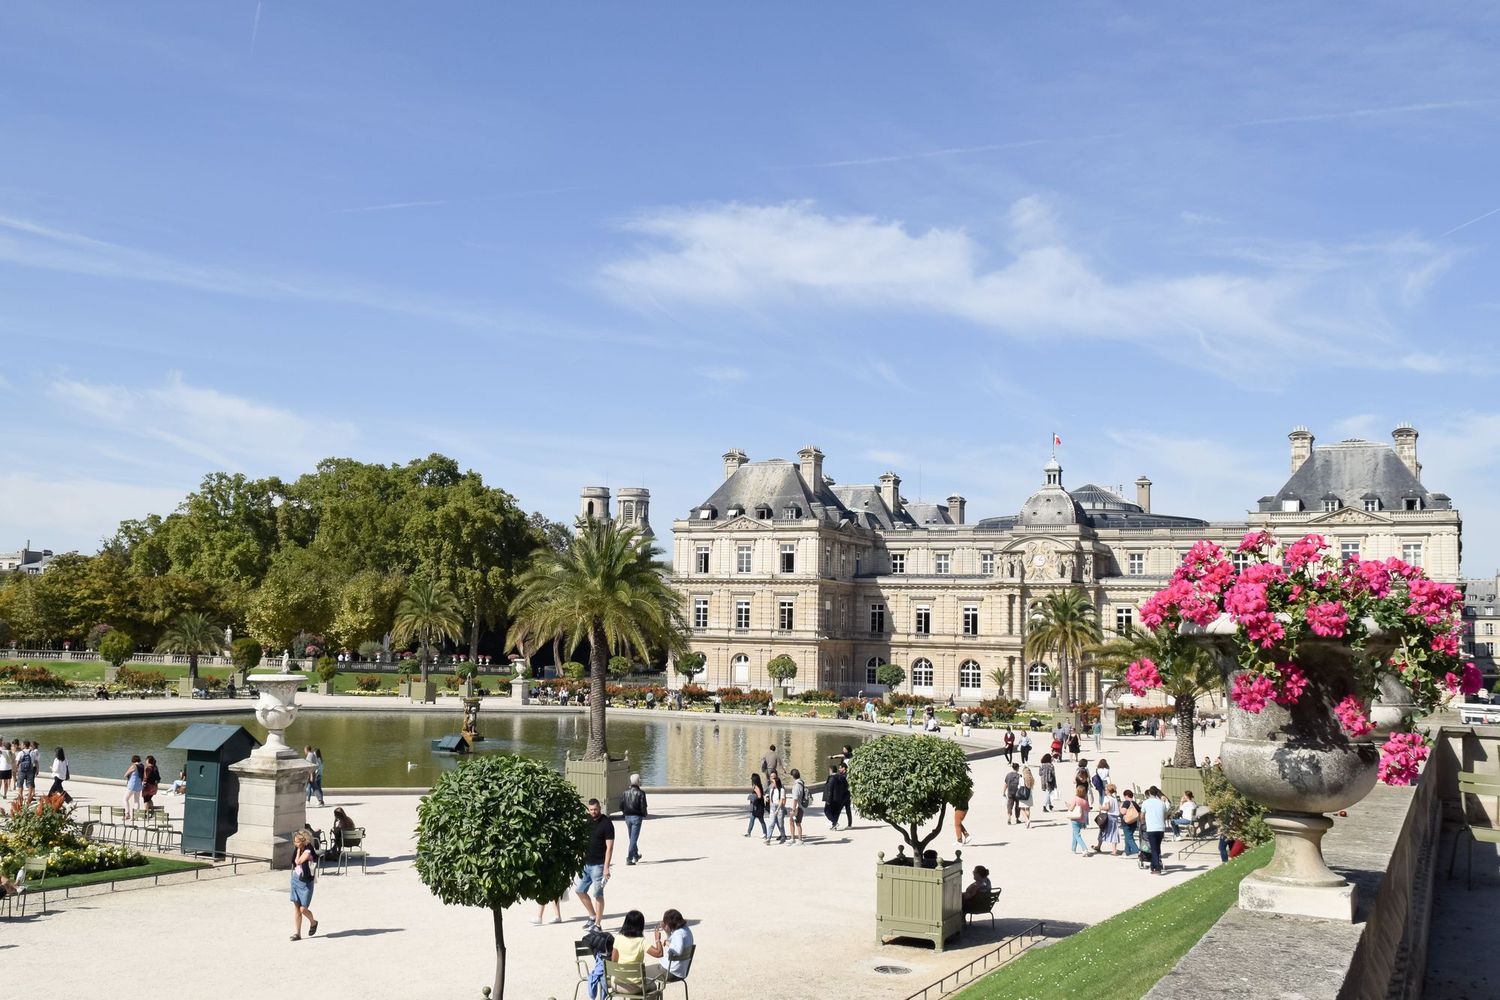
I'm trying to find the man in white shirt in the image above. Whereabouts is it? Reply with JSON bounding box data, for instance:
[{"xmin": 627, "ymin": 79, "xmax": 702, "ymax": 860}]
[
  {"xmin": 1141, "ymin": 787, "xmax": 1169, "ymax": 874},
  {"xmin": 647, "ymin": 908, "xmax": 694, "ymax": 985}
]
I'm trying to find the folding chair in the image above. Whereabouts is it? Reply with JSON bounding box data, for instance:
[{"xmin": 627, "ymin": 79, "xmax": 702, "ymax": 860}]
[
  {"xmin": 603, "ymin": 960, "xmax": 665, "ymax": 999},
  {"xmin": 20, "ymin": 856, "xmax": 47, "ymax": 916},
  {"xmin": 339, "ymin": 827, "xmax": 369, "ymax": 874},
  {"xmin": 660, "ymin": 944, "xmax": 695, "ymax": 999},
  {"xmin": 1449, "ymin": 771, "xmax": 1500, "ymax": 890},
  {"xmin": 572, "ymin": 941, "xmax": 596, "ymax": 1000}
]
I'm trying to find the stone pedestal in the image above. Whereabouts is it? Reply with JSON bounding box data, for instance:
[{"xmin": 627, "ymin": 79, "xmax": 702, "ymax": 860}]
[
  {"xmin": 1237, "ymin": 812, "xmax": 1355, "ymax": 920},
  {"xmin": 225, "ymin": 752, "xmax": 314, "ymax": 868}
]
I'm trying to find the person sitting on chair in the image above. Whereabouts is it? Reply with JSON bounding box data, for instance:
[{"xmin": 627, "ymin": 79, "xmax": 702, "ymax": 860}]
[
  {"xmin": 1169, "ymin": 791, "xmax": 1199, "ymax": 839},
  {"xmin": 646, "ymin": 908, "xmax": 693, "ymax": 986},
  {"xmin": 962, "ymin": 865, "xmax": 992, "ymax": 910},
  {"xmin": 170, "ymin": 768, "xmax": 188, "ymax": 795},
  {"xmin": 326, "ymin": 807, "xmax": 356, "ymax": 859}
]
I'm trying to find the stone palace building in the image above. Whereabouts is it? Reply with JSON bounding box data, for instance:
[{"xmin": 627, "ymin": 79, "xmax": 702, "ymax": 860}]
[{"xmin": 660, "ymin": 425, "xmax": 1461, "ymax": 704}]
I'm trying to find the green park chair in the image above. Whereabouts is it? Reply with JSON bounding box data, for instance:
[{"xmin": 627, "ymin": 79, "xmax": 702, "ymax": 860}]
[
  {"xmin": 1449, "ymin": 770, "xmax": 1500, "ymax": 890},
  {"xmin": 603, "ymin": 960, "xmax": 665, "ymax": 999}
]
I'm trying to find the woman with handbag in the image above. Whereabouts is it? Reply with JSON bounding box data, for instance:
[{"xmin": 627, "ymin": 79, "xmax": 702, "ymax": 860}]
[
  {"xmin": 1120, "ymin": 790, "xmax": 1141, "ymax": 857},
  {"xmin": 289, "ymin": 829, "xmax": 320, "ymax": 940},
  {"xmin": 1098, "ymin": 783, "xmax": 1123, "ymax": 856},
  {"xmin": 1019, "ymin": 767, "xmax": 1036, "ymax": 828},
  {"xmin": 764, "ymin": 772, "xmax": 787, "ymax": 844},
  {"xmin": 1067, "ymin": 782, "xmax": 1090, "ymax": 856},
  {"xmin": 745, "ymin": 773, "xmax": 768, "ymax": 838},
  {"xmin": 142, "ymin": 754, "xmax": 161, "ymax": 814}
]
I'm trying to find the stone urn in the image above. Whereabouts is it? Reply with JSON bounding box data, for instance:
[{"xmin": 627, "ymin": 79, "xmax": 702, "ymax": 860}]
[
  {"xmin": 1368, "ymin": 671, "xmax": 1417, "ymax": 738},
  {"xmin": 248, "ymin": 674, "xmax": 306, "ymax": 759},
  {"xmin": 1182, "ymin": 615, "xmax": 1394, "ymax": 921}
]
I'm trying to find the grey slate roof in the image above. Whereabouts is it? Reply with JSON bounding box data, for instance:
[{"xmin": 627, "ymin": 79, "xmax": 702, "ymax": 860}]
[
  {"xmin": 692, "ymin": 460, "xmax": 854, "ymax": 525},
  {"xmin": 1262, "ymin": 440, "xmax": 1449, "ymax": 512},
  {"xmin": 903, "ymin": 502, "xmax": 954, "ymax": 526},
  {"xmin": 830, "ymin": 484, "xmax": 908, "ymax": 530}
]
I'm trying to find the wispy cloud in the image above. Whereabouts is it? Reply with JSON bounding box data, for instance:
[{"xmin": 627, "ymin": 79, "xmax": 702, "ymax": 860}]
[
  {"xmin": 1228, "ymin": 98, "xmax": 1497, "ymax": 129},
  {"xmin": 693, "ymin": 365, "xmax": 748, "ymax": 382},
  {"xmin": 334, "ymin": 199, "xmax": 449, "ymax": 214},
  {"xmin": 600, "ymin": 197, "xmax": 1450, "ymax": 380}
]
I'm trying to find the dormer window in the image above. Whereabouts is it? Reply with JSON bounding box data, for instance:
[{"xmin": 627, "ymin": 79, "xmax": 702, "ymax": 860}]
[
  {"xmin": 697, "ymin": 507, "xmax": 716, "ymax": 520},
  {"xmin": 1403, "ymin": 498, "xmax": 1421, "ymax": 511},
  {"xmin": 727, "ymin": 505, "xmax": 744, "ymax": 517},
  {"xmin": 754, "ymin": 505, "xmax": 773, "ymax": 520},
  {"xmin": 1281, "ymin": 498, "xmax": 1301, "ymax": 512},
  {"xmin": 782, "ymin": 505, "xmax": 802, "ymax": 519},
  {"xmin": 1323, "ymin": 499, "xmax": 1340, "ymax": 513},
  {"xmin": 1363, "ymin": 499, "xmax": 1380, "ymax": 512}
]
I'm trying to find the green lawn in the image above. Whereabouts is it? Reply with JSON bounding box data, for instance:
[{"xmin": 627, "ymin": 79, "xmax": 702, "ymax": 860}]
[
  {"xmin": 955, "ymin": 843, "xmax": 1272, "ymax": 1000},
  {"xmin": 37, "ymin": 856, "xmax": 211, "ymax": 892},
  {"xmin": 0, "ymin": 660, "xmax": 485, "ymax": 695}
]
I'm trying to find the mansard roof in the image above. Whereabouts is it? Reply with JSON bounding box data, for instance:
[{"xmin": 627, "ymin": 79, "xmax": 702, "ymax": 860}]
[
  {"xmin": 1267, "ymin": 439, "xmax": 1450, "ymax": 512},
  {"xmin": 691, "ymin": 460, "xmax": 853, "ymax": 525}
]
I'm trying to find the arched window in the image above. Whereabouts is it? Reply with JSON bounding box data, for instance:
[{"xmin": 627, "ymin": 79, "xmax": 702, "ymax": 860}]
[
  {"xmin": 1028, "ymin": 663, "xmax": 1051, "ymax": 693},
  {"xmin": 621, "ymin": 500, "xmax": 635, "ymax": 523},
  {"xmin": 959, "ymin": 660, "xmax": 982, "ymax": 690},
  {"xmin": 732, "ymin": 654, "xmax": 750, "ymax": 685},
  {"xmin": 912, "ymin": 658, "xmax": 934, "ymax": 689},
  {"xmin": 866, "ymin": 656, "xmax": 886, "ymax": 686}
]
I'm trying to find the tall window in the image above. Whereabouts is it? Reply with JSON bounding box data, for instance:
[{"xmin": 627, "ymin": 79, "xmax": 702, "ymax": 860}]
[
  {"xmin": 839, "ymin": 598, "xmax": 848, "ymax": 631},
  {"xmin": 695, "ymin": 545, "xmax": 710, "ymax": 573},
  {"xmin": 735, "ymin": 599, "xmax": 751, "ymax": 630},
  {"xmin": 693, "ymin": 598, "xmax": 708, "ymax": 629},
  {"xmin": 935, "ymin": 552, "xmax": 951, "ymax": 574},
  {"xmin": 736, "ymin": 545, "xmax": 752, "ymax": 573},
  {"xmin": 1028, "ymin": 663, "xmax": 1051, "ymax": 693},
  {"xmin": 778, "ymin": 599, "xmax": 795, "ymax": 631},
  {"xmin": 981, "ymin": 552, "xmax": 995, "ymax": 575},
  {"xmin": 866, "ymin": 656, "xmax": 885, "ymax": 686},
  {"xmin": 732, "ymin": 654, "xmax": 750, "ymax": 684},
  {"xmin": 914, "ymin": 605, "xmax": 931, "ymax": 635},
  {"xmin": 870, "ymin": 603, "xmax": 886, "ymax": 634},
  {"xmin": 962, "ymin": 605, "xmax": 979, "ymax": 636},
  {"xmin": 912, "ymin": 658, "xmax": 934, "ymax": 688},
  {"xmin": 780, "ymin": 544, "xmax": 796, "ymax": 573},
  {"xmin": 1340, "ymin": 540, "xmax": 1360, "ymax": 562},
  {"xmin": 1483, "ymin": 623, "xmax": 1494, "ymax": 636},
  {"xmin": 1115, "ymin": 607, "xmax": 1133, "ymax": 636},
  {"xmin": 890, "ymin": 553, "xmax": 906, "ymax": 574},
  {"xmin": 959, "ymin": 660, "xmax": 981, "ymax": 690},
  {"xmin": 1402, "ymin": 542, "xmax": 1423, "ymax": 567},
  {"xmin": 1128, "ymin": 553, "xmax": 1144, "ymax": 575}
]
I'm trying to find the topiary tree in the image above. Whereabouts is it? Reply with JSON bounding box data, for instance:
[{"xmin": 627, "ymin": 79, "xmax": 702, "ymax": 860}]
[
  {"xmin": 231, "ymin": 637, "xmax": 263, "ymax": 673},
  {"xmin": 99, "ymin": 630, "xmax": 134, "ymax": 671},
  {"xmin": 415, "ymin": 755, "xmax": 590, "ymax": 1000},
  {"xmin": 315, "ymin": 655, "xmax": 338, "ymax": 683},
  {"xmin": 875, "ymin": 662, "xmax": 906, "ymax": 690},
  {"xmin": 607, "ymin": 654, "xmax": 633, "ymax": 679},
  {"xmin": 562, "ymin": 661, "xmax": 586, "ymax": 681},
  {"xmin": 766, "ymin": 654, "xmax": 798, "ymax": 686},
  {"xmin": 673, "ymin": 651, "xmax": 706, "ymax": 681},
  {"xmin": 849, "ymin": 734, "xmax": 973, "ymax": 858}
]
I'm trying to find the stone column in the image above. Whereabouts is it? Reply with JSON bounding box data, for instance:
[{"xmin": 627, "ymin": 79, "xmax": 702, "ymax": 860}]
[{"xmin": 225, "ymin": 675, "xmax": 314, "ymax": 868}]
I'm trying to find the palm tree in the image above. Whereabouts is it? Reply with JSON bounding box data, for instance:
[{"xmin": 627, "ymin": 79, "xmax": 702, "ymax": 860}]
[
  {"xmin": 155, "ymin": 612, "xmax": 224, "ymax": 685},
  {"xmin": 987, "ymin": 665, "xmax": 1014, "ymax": 698},
  {"xmin": 1088, "ymin": 628, "xmax": 1218, "ymax": 767},
  {"xmin": 1024, "ymin": 589, "xmax": 1100, "ymax": 716},
  {"xmin": 392, "ymin": 578, "xmax": 465, "ymax": 683},
  {"xmin": 508, "ymin": 520, "xmax": 688, "ymax": 760}
]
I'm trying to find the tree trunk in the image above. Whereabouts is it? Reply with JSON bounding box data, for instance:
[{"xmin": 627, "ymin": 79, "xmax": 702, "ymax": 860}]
[
  {"xmin": 189, "ymin": 652, "xmax": 199, "ymax": 683},
  {"xmin": 492, "ymin": 905, "xmax": 507, "ymax": 1000},
  {"xmin": 1172, "ymin": 695, "xmax": 1198, "ymax": 768},
  {"xmin": 551, "ymin": 637, "xmax": 562, "ymax": 676},
  {"xmin": 469, "ymin": 610, "xmax": 480, "ymax": 664},
  {"xmin": 419, "ymin": 636, "xmax": 430, "ymax": 683},
  {"xmin": 586, "ymin": 620, "xmax": 610, "ymax": 760}
]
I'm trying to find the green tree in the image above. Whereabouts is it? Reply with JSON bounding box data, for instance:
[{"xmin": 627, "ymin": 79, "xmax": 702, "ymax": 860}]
[
  {"xmin": 328, "ymin": 569, "xmax": 405, "ymax": 651},
  {"xmin": 1202, "ymin": 763, "xmax": 1271, "ymax": 847},
  {"xmin": 0, "ymin": 617, "xmax": 9, "ymax": 647},
  {"xmin": 766, "ymin": 654, "xmax": 798, "ymax": 686},
  {"xmin": 1024, "ymin": 589, "xmax": 1100, "ymax": 712},
  {"xmin": 987, "ymin": 664, "xmax": 1014, "ymax": 694},
  {"xmin": 875, "ymin": 663, "xmax": 906, "ymax": 690},
  {"xmin": 415, "ymin": 755, "xmax": 590, "ymax": 1000},
  {"xmin": 98, "ymin": 630, "xmax": 134, "ymax": 669},
  {"xmin": 507, "ymin": 520, "xmax": 688, "ymax": 760},
  {"xmin": 155, "ymin": 611, "xmax": 223, "ymax": 684},
  {"xmin": 673, "ymin": 651, "xmax": 706, "ymax": 681},
  {"xmin": 1088, "ymin": 627, "xmax": 1218, "ymax": 767},
  {"xmin": 231, "ymin": 637, "xmax": 263, "ymax": 672},
  {"xmin": 561, "ymin": 661, "xmax": 586, "ymax": 681},
  {"xmin": 607, "ymin": 654, "xmax": 633, "ymax": 678},
  {"xmin": 245, "ymin": 547, "xmax": 336, "ymax": 652},
  {"xmin": 391, "ymin": 578, "xmax": 465, "ymax": 683},
  {"xmin": 849, "ymin": 735, "xmax": 973, "ymax": 857}
]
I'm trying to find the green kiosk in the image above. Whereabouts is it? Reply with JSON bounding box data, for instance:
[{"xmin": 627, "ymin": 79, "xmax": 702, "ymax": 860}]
[{"xmin": 168, "ymin": 723, "xmax": 259, "ymax": 857}]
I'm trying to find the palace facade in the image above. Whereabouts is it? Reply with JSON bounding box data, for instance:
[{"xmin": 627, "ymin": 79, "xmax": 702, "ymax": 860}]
[{"xmin": 663, "ymin": 426, "xmax": 1462, "ymax": 704}]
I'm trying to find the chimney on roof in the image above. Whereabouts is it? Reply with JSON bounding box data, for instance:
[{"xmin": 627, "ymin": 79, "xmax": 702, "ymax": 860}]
[
  {"xmin": 722, "ymin": 449, "xmax": 748, "ymax": 481},
  {"xmin": 1289, "ymin": 426, "xmax": 1315, "ymax": 473},
  {"xmin": 1392, "ymin": 424, "xmax": 1420, "ymax": 481},
  {"xmin": 1135, "ymin": 476, "xmax": 1152, "ymax": 514},
  {"xmin": 797, "ymin": 446, "xmax": 824, "ymax": 491},
  {"xmin": 879, "ymin": 472, "xmax": 903, "ymax": 517},
  {"xmin": 946, "ymin": 494, "xmax": 966, "ymax": 525}
]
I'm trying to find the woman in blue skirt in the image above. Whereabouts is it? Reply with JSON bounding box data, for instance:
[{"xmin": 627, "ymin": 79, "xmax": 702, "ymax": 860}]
[{"xmin": 289, "ymin": 830, "xmax": 320, "ymax": 941}]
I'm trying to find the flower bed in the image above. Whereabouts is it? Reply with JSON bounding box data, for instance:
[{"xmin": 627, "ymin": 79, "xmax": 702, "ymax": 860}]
[{"xmin": 2, "ymin": 794, "xmax": 146, "ymax": 879}]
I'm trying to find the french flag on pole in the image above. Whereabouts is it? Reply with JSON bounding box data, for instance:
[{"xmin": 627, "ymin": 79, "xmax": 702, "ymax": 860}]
[{"xmin": 1053, "ymin": 433, "xmax": 1062, "ymax": 446}]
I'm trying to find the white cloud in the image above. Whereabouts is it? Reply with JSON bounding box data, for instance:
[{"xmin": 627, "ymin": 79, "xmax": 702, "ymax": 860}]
[
  {"xmin": 0, "ymin": 473, "xmax": 188, "ymax": 554},
  {"xmin": 693, "ymin": 365, "xmax": 748, "ymax": 382},
  {"xmin": 47, "ymin": 372, "xmax": 357, "ymax": 473},
  {"xmin": 601, "ymin": 198, "xmax": 1446, "ymax": 380}
]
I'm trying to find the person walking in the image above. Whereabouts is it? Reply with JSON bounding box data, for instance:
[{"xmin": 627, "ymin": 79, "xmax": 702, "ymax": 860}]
[
  {"xmin": 288, "ymin": 829, "xmax": 320, "ymax": 940},
  {"xmin": 1067, "ymin": 731, "xmax": 1081, "ymax": 762},
  {"xmin": 837, "ymin": 762, "xmax": 854, "ymax": 828},
  {"xmin": 0, "ymin": 739, "xmax": 11, "ymax": 800},
  {"xmin": 1003, "ymin": 763, "xmax": 1022, "ymax": 825},
  {"xmin": 1098, "ymin": 783, "xmax": 1123, "ymax": 856},
  {"xmin": 1038, "ymin": 754, "xmax": 1056, "ymax": 812},
  {"xmin": 1001, "ymin": 727, "xmax": 1016, "ymax": 763},
  {"xmin": 953, "ymin": 792, "xmax": 971, "ymax": 844},
  {"xmin": 1074, "ymin": 760, "xmax": 1091, "ymax": 805},
  {"xmin": 620, "ymin": 773, "xmax": 648, "ymax": 865},
  {"xmin": 1067, "ymin": 782, "xmax": 1091, "ymax": 856},
  {"xmin": 824, "ymin": 763, "xmax": 849, "ymax": 831},
  {"xmin": 788, "ymin": 768, "xmax": 808, "ymax": 844},
  {"xmin": 142, "ymin": 754, "xmax": 161, "ymax": 814},
  {"xmin": 745, "ymin": 773, "xmax": 768, "ymax": 839},
  {"xmin": 48, "ymin": 747, "xmax": 71, "ymax": 802},
  {"xmin": 573, "ymin": 798, "xmax": 615, "ymax": 927},
  {"xmin": 1120, "ymin": 789, "xmax": 1141, "ymax": 857},
  {"xmin": 759, "ymin": 744, "xmax": 783, "ymax": 783},
  {"xmin": 1019, "ymin": 731, "xmax": 1032, "ymax": 764},
  {"xmin": 123, "ymin": 754, "xmax": 144, "ymax": 820},
  {"xmin": 304, "ymin": 746, "xmax": 325, "ymax": 806},
  {"xmin": 1092, "ymin": 719, "xmax": 1103, "ymax": 752},
  {"xmin": 1142, "ymin": 786, "xmax": 1169, "ymax": 874},
  {"xmin": 765, "ymin": 772, "xmax": 787, "ymax": 844},
  {"xmin": 1019, "ymin": 767, "xmax": 1036, "ymax": 828},
  {"xmin": 905, "ymin": 705, "xmax": 915, "ymax": 729}
]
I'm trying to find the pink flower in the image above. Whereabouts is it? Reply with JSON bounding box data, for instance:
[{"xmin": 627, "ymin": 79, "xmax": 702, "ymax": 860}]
[
  {"xmin": 1334, "ymin": 695, "xmax": 1373, "ymax": 737},
  {"xmin": 1432, "ymin": 632, "xmax": 1460, "ymax": 658},
  {"xmin": 1237, "ymin": 530, "xmax": 1275, "ymax": 555},
  {"xmin": 1127, "ymin": 658, "xmax": 1163, "ymax": 697},
  {"xmin": 1462, "ymin": 661, "xmax": 1484, "ymax": 696},
  {"xmin": 1230, "ymin": 673, "xmax": 1276, "ymax": 713},
  {"xmin": 1273, "ymin": 664, "xmax": 1308, "ymax": 706},
  {"xmin": 1443, "ymin": 671, "xmax": 1461, "ymax": 694},
  {"xmin": 1306, "ymin": 601, "xmax": 1350, "ymax": 639},
  {"xmin": 1284, "ymin": 534, "xmax": 1329, "ymax": 572},
  {"xmin": 1377, "ymin": 732, "xmax": 1429, "ymax": 786}
]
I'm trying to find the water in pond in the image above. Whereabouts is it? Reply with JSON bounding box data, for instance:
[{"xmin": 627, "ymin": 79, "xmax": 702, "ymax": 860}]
[{"xmin": 15, "ymin": 710, "xmax": 866, "ymax": 789}]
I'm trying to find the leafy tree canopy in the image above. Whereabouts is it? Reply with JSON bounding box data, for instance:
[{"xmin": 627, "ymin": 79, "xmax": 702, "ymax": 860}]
[
  {"xmin": 766, "ymin": 654, "xmax": 798, "ymax": 681},
  {"xmin": 875, "ymin": 663, "xmax": 906, "ymax": 689},
  {"xmin": 849, "ymin": 735, "xmax": 973, "ymax": 857}
]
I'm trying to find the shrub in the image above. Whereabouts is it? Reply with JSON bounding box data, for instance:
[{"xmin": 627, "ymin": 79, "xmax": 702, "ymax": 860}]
[
  {"xmin": 357, "ymin": 639, "xmax": 383, "ymax": 662},
  {"xmin": 230, "ymin": 638, "xmax": 263, "ymax": 672},
  {"xmin": 607, "ymin": 655, "xmax": 633, "ymax": 678},
  {"xmin": 838, "ymin": 698, "xmax": 865, "ymax": 717},
  {"xmin": 355, "ymin": 674, "xmax": 383, "ymax": 692},
  {"xmin": 315, "ymin": 655, "xmax": 338, "ymax": 682},
  {"xmin": 795, "ymin": 688, "xmax": 839, "ymax": 703},
  {"xmin": 1, "ymin": 794, "xmax": 145, "ymax": 879},
  {"xmin": 0, "ymin": 665, "xmax": 69, "ymax": 692},
  {"xmin": 673, "ymin": 651, "xmax": 706, "ymax": 680},
  {"xmin": 202, "ymin": 675, "xmax": 225, "ymax": 690},
  {"xmin": 444, "ymin": 675, "xmax": 461, "ymax": 689},
  {"xmin": 849, "ymin": 735, "xmax": 973, "ymax": 857},
  {"xmin": 718, "ymin": 687, "xmax": 773, "ymax": 711},
  {"xmin": 115, "ymin": 666, "xmax": 167, "ymax": 691},
  {"xmin": 98, "ymin": 631, "xmax": 135, "ymax": 669},
  {"xmin": 679, "ymin": 684, "xmax": 710, "ymax": 703},
  {"xmin": 454, "ymin": 661, "xmax": 477, "ymax": 681},
  {"xmin": 562, "ymin": 661, "xmax": 587, "ymax": 681},
  {"xmin": 1203, "ymin": 763, "xmax": 1271, "ymax": 847},
  {"xmin": 291, "ymin": 632, "xmax": 326, "ymax": 658},
  {"xmin": 976, "ymin": 696, "xmax": 1023, "ymax": 721},
  {"xmin": 884, "ymin": 692, "xmax": 935, "ymax": 710}
]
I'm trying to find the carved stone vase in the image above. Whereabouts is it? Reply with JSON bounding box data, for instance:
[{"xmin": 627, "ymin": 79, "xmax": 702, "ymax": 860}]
[{"xmin": 1183, "ymin": 615, "xmax": 1393, "ymax": 921}]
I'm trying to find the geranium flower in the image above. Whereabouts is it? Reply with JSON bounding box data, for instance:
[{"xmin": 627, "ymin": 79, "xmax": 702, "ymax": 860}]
[
  {"xmin": 1273, "ymin": 664, "xmax": 1308, "ymax": 706},
  {"xmin": 1334, "ymin": 695, "xmax": 1373, "ymax": 737},
  {"xmin": 1231, "ymin": 673, "xmax": 1276, "ymax": 713},
  {"xmin": 1306, "ymin": 601, "xmax": 1350, "ymax": 638},
  {"xmin": 1285, "ymin": 534, "xmax": 1329, "ymax": 572},
  {"xmin": 1127, "ymin": 658, "xmax": 1163, "ymax": 697},
  {"xmin": 1377, "ymin": 732, "xmax": 1429, "ymax": 786},
  {"xmin": 1237, "ymin": 529, "xmax": 1275, "ymax": 555}
]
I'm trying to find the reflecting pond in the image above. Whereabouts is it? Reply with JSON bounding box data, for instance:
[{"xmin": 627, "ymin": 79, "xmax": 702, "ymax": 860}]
[{"xmin": 16, "ymin": 710, "xmax": 866, "ymax": 789}]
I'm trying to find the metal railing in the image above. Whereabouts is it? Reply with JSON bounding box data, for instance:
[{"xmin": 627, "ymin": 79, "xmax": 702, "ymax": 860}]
[{"xmin": 901, "ymin": 920, "xmax": 1048, "ymax": 1000}]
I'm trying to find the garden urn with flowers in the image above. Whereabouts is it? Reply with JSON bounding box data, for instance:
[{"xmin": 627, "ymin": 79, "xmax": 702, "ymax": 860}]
[{"xmin": 1130, "ymin": 531, "xmax": 1476, "ymax": 921}]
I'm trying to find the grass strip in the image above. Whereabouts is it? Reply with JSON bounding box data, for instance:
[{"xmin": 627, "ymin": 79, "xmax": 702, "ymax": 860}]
[
  {"xmin": 36, "ymin": 856, "xmax": 211, "ymax": 892},
  {"xmin": 955, "ymin": 842, "xmax": 1272, "ymax": 1000}
]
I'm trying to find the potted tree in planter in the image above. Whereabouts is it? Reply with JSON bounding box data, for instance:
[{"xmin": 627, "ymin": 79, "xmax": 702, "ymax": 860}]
[
  {"xmin": 396, "ymin": 660, "xmax": 416, "ymax": 699},
  {"xmin": 673, "ymin": 651, "xmax": 706, "ymax": 692},
  {"xmin": 230, "ymin": 637, "xmax": 262, "ymax": 690},
  {"xmin": 315, "ymin": 655, "xmax": 339, "ymax": 695},
  {"xmin": 393, "ymin": 578, "xmax": 464, "ymax": 705},
  {"xmin": 850, "ymin": 734, "xmax": 974, "ymax": 951},
  {"xmin": 766, "ymin": 654, "xmax": 798, "ymax": 698},
  {"xmin": 99, "ymin": 630, "xmax": 134, "ymax": 685},
  {"xmin": 156, "ymin": 611, "xmax": 224, "ymax": 698}
]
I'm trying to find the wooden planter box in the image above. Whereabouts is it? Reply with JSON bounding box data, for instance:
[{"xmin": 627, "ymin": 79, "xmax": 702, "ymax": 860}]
[
  {"xmin": 1160, "ymin": 765, "xmax": 1208, "ymax": 804},
  {"xmin": 875, "ymin": 851, "xmax": 964, "ymax": 951},
  {"xmin": 410, "ymin": 679, "xmax": 437, "ymax": 704},
  {"xmin": 565, "ymin": 752, "xmax": 631, "ymax": 814},
  {"xmin": 318, "ymin": 680, "xmax": 336, "ymax": 696},
  {"xmin": 105, "ymin": 664, "xmax": 121, "ymax": 684}
]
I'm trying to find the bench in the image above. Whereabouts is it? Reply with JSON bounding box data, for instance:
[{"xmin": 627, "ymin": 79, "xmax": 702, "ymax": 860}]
[
  {"xmin": 963, "ymin": 887, "xmax": 1003, "ymax": 928},
  {"xmin": 1449, "ymin": 771, "xmax": 1500, "ymax": 890}
]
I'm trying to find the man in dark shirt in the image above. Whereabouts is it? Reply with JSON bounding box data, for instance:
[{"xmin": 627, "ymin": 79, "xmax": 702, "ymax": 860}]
[
  {"xmin": 759, "ymin": 744, "xmax": 782, "ymax": 781},
  {"xmin": 620, "ymin": 774, "xmax": 648, "ymax": 865},
  {"xmin": 573, "ymin": 798, "xmax": 615, "ymax": 929},
  {"xmin": 824, "ymin": 765, "xmax": 849, "ymax": 830},
  {"xmin": 1004, "ymin": 763, "xmax": 1022, "ymax": 825}
]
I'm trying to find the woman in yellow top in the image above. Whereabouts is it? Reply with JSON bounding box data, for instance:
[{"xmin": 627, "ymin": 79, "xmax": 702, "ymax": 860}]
[{"xmin": 612, "ymin": 909, "xmax": 648, "ymax": 965}]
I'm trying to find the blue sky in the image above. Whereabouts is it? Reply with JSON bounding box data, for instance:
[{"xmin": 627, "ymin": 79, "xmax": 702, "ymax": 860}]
[{"xmin": 3, "ymin": 3, "xmax": 1499, "ymax": 573}]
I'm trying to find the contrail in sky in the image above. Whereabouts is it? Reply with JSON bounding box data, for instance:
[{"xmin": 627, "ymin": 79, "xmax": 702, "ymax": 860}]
[
  {"xmin": 1439, "ymin": 206, "xmax": 1500, "ymax": 238},
  {"xmin": 251, "ymin": 3, "xmax": 262, "ymax": 53}
]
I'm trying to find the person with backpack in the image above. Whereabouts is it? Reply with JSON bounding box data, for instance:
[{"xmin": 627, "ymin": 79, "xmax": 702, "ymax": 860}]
[
  {"xmin": 620, "ymin": 773, "xmax": 648, "ymax": 865},
  {"xmin": 14, "ymin": 740, "xmax": 38, "ymax": 806},
  {"xmin": 789, "ymin": 768, "xmax": 809, "ymax": 844},
  {"xmin": 1003, "ymin": 762, "xmax": 1022, "ymax": 824}
]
